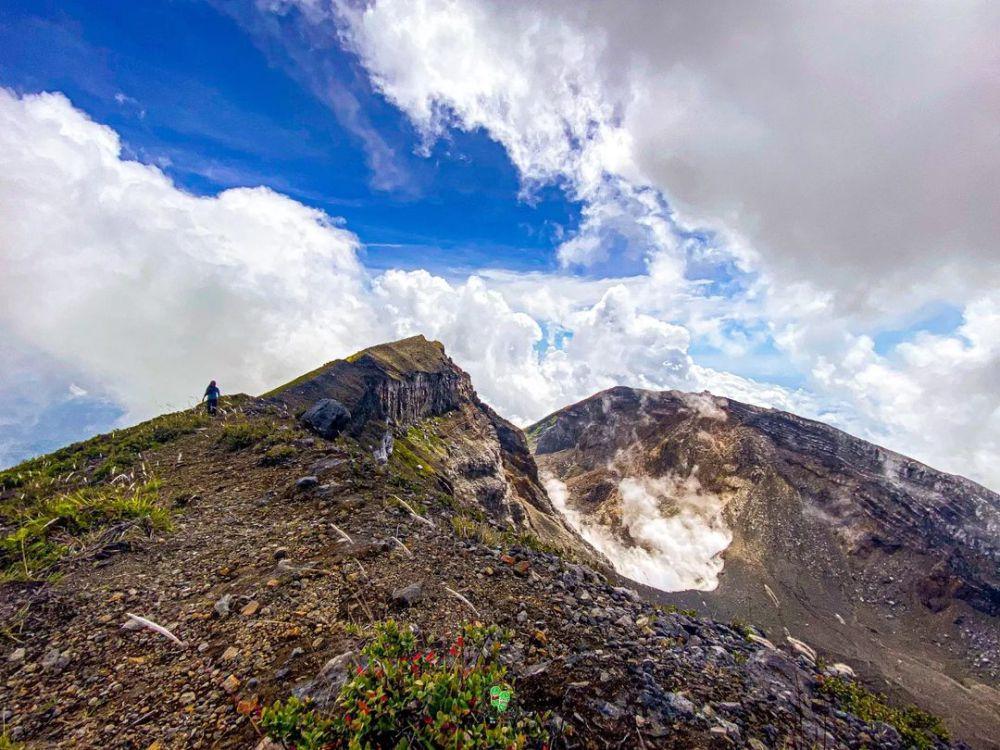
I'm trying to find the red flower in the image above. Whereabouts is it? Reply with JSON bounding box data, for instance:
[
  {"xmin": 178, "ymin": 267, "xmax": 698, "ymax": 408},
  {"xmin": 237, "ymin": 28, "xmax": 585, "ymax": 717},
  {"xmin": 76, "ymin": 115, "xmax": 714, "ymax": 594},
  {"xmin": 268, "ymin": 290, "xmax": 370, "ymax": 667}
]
[{"xmin": 456, "ymin": 636, "xmax": 464, "ymax": 648}]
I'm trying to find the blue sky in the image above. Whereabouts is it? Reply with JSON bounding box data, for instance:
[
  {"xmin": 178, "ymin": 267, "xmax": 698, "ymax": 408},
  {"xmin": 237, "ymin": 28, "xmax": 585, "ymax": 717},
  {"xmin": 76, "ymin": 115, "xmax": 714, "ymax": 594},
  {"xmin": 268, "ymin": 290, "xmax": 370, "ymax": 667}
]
[
  {"xmin": 0, "ymin": 0, "xmax": 579, "ymax": 274},
  {"xmin": 1, "ymin": 0, "xmax": 997, "ymax": 490}
]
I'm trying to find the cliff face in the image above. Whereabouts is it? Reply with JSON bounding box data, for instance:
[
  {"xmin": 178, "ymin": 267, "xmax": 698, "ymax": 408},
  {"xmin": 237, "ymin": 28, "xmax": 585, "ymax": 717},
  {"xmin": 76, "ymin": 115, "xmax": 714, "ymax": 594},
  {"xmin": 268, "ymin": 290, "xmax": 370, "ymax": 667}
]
[
  {"xmin": 529, "ymin": 386, "xmax": 1000, "ymax": 748},
  {"xmin": 268, "ymin": 335, "xmax": 596, "ymax": 561}
]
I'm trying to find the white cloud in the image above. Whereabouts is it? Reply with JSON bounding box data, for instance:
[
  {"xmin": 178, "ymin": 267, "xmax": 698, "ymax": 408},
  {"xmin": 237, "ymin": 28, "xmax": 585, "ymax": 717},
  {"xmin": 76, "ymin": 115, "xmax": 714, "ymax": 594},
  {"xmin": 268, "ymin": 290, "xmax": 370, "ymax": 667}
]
[
  {"xmin": 1, "ymin": 83, "xmax": 998, "ymax": 498},
  {"xmin": 0, "ymin": 89, "xmax": 712, "ymax": 438},
  {"xmin": 0, "ymin": 89, "xmax": 380, "ymax": 418},
  {"xmin": 316, "ymin": 0, "xmax": 1000, "ymax": 489},
  {"xmin": 335, "ymin": 0, "xmax": 1000, "ymax": 318}
]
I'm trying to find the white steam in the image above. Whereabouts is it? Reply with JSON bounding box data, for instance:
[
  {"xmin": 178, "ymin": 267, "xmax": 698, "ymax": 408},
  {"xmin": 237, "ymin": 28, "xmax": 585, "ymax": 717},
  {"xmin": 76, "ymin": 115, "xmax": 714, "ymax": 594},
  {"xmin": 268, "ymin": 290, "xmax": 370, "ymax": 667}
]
[{"xmin": 543, "ymin": 472, "xmax": 732, "ymax": 592}]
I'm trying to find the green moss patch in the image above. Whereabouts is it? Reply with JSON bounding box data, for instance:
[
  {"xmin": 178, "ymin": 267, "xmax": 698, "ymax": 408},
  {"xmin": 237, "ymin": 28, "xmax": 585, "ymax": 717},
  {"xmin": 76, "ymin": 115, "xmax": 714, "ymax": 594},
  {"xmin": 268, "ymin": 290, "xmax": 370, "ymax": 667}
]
[{"xmin": 819, "ymin": 676, "xmax": 949, "ymax": 749}]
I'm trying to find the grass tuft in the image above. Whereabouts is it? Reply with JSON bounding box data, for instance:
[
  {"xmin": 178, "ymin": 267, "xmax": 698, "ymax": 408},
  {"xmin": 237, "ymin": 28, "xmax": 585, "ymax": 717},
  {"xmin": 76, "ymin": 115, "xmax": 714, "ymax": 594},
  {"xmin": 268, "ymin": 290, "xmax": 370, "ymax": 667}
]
[
  {"xmin": 216, "ymin": 419, "xmax": 273, "ymax": 452},
  {"xmin": 1, "ymin": 480, "xmax": 168, "ymax": 580}
]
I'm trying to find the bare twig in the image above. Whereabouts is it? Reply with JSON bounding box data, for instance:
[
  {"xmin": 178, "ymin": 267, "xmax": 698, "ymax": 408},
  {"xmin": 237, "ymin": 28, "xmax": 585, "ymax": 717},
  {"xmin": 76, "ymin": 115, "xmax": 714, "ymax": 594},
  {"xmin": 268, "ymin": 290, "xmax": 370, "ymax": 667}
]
[
  {"xmin": 444, "ymin": 586, "xmax": 480, "ymax": 617},
  {"xmin": 390, "ymin": 536, "xmax": 414, "ymax": 557},
  {"xmin": 329, "ymin": 523, "xmax": 353, "ymax": 544},
  {"xmin": 390, "ymin": 495, "xmax": 434, "ymax": 527},
  {"xmin": 124, "ymin": 613, "xmax": 186, "ymax": 647}
]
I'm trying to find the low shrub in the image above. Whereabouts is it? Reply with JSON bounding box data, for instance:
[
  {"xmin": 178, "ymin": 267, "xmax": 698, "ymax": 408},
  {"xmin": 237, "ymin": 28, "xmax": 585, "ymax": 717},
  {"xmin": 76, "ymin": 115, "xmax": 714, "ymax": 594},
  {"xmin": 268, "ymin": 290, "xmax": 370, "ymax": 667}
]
[
  {"xmin": 261, "ymin": 444, "xmax": 297, "ymax": 466},
  {"xmin": 819, "ymin": 676, "xmax": 949, "ymax": 749},
  {"xmin": 262, "ymin": 620, "xmax": 549, "ymax": 749},
  {"xmin": 217, "ymin": 420, "xmax": 272, "ymax": 452}
]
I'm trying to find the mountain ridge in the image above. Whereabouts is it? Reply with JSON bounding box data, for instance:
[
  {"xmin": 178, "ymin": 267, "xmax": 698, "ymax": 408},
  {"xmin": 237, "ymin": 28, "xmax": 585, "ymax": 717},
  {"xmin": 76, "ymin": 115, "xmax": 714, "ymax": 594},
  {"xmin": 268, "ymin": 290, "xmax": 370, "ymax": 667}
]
[
  {"xmin": 0, "ymin": 336, "xmax": 991, "ymax": 748},
  {"xmin": 528, "ymin": 384, "xmax": 1000, "ymax": 748}
]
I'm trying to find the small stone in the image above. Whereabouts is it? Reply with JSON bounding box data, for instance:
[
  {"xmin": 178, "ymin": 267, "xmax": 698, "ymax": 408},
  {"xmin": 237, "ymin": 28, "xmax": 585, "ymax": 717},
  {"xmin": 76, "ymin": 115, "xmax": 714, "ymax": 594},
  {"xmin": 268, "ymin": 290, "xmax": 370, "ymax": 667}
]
[
  {"xmin": 8, "ymin": 647, "xmax": 26, "ymax": 663},
  {"xmin": 180, "ymin": 691, "xmax": 196, "ymax": 704},
  {"xmin": 197, "ymin": 642, "xmax": 210, "ymax": 653},
  {"xmin": 221, "ymin": 646, "xmax": 240, "ymax": 661},
  {"xmin": 391, "ymin": 582, "xmax": 423, "ymax": 608},
  {"xmin": 214, "ymin": 594, "xmax": 232, "ymax": 618},
  {"xmin": 513, "ymin": 560, "xmax": 530, "ymax": 576},
  {"xmin": 296, "ymin": 476, "xmax": 319, "ymax": 490},
  {"xmin": 516, "ymin": 610, "xmax": 528, "ymax": 623},
  {"xmin": 241, "ymin": 601, "xmax": 260, "ymax": 617},
  {"xmin": 41, "ymin": 648, "xmax": 70, "ymax": 674},
  {"xmin": 221, "ymin": 674, "xmax": 240, "ymax": 694},
  {"xmin": 293, "ymin": 651, "xmax": 360, "ymax": 708}
]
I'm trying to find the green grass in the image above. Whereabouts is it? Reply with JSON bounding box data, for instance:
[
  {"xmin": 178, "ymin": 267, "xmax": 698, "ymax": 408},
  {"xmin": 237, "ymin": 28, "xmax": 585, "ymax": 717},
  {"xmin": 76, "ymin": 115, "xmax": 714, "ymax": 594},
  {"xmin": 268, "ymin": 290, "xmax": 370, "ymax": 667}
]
[
  {"xmin": 819, "ymin": 676, "xmax": 949, "ymax": 749},
  {"xmin": 216, "ymin": 419, "xmax": 273, "ymax": 452},
  {"xmin": 262, "ymin": 620, "xmax": 548, "ymax": 749},
  {"xmin": 654, "ymin": 603, "xmax": 698, "ymax": 617},
  {"xmin": 450, "ymin": 512, "xmax": 559, "ymax": 556},
  {"xmin": 0, "ymin": 408, "xmax": 208, "ymax": 498},
  {"xmin": 1, "ymin": 480, "xmax": 168, "ymax": 580},
  {"xmin": 261, "ymin": 443, "xmax": 297, "ymax": 466},
  {"xmin": 260, "ymin": 359, "xmax": 335, "ymax": 398}
]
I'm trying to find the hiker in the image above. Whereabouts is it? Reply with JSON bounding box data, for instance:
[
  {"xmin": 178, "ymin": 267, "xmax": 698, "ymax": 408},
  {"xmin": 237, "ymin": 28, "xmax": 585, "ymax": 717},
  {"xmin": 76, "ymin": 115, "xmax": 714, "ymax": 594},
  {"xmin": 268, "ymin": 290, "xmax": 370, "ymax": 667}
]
[{"xmin": 203, "ymin": 380, "xmax": 220, "ymax": 415}]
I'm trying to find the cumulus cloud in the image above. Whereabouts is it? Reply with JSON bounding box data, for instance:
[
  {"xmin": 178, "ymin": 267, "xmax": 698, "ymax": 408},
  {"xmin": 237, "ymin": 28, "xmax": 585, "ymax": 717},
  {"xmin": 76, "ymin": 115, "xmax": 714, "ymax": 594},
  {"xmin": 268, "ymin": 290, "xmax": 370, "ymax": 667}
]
[
  {"xmin": 314, "ymin": 0, "xmax": 1000, "ymax": 489},
  {"xmin": 0, "ymin": 88, "xmax": 379, "ymax": 418},
  {"xmin": 0, "ymin": 89, "xmax": 724, "ymax": 447},
  {"xmin": 544, "ymin": 473, "xmax": 732, "ymax": 592},
  {"xmin": 1, "ymin": 83, "xmax": 998, "ymax": 497},
  {"xmin": 334, "ymin": 0, "xmax": 1000, "ymax": 318}
]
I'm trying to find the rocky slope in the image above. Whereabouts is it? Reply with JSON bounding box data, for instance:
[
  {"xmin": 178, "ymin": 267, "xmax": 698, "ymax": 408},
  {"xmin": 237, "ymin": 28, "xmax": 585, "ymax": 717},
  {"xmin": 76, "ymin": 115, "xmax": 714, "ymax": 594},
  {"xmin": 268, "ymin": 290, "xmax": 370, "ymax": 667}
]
[
  {"xmin": 529, "ymin": 386, "xmax": 1000, "ymax": 749},
  {"xmin": 0, "ymin": 338, "xmax": 976, "ymax": 749}
]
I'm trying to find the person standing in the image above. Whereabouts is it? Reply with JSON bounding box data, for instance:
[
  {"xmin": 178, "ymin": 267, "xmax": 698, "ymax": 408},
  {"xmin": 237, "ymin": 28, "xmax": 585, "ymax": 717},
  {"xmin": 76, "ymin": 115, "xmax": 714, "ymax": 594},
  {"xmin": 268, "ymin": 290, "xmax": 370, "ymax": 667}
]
[{"xmin": 203, "ymin": 380, "xmax": 220, "ymax": 415}]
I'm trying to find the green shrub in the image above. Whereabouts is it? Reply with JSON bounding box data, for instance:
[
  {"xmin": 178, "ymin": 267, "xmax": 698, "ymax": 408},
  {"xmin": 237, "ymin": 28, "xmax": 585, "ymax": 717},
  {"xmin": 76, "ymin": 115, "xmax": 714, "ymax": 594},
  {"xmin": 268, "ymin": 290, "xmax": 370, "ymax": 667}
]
[
  {"xmin": 262, "ymin": 620, "xmax": 549, "ymax": 749},
  {"xmin": 261, "ymin": 444, "xmax": 297, "ymax": 466},
  {"xmin": 217, "ymin": 420, "xmax": 271, "ymax": 452},
  {"xmin": 1, "ymin": 480, "xmax": 167, "ymax": 579},
  {"xmin": 729, "ymin": 619, "xmax": 753, "ymax": 639},
  {"xmin": 261, "ymin": 696, "xmax": 331, "ymax": 750},
  {"xmin": 819, "ymin": 676, "xmax": 949, "ymax": 749}
]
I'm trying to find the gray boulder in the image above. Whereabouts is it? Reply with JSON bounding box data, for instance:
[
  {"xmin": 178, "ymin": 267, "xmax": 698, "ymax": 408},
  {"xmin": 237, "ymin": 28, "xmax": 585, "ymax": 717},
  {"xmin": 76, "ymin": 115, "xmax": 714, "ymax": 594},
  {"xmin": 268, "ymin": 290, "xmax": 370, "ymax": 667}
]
[
  {"xmin": 391, "ymin": 582, "xmax": 424, "ymax": 608},
  {"xmin": 293, "ymin": 651, "xmax": 361, "ymax": 708},
  {"xmin": 300, "ymin": 399, "xmax": 351, "ymax": 439}
]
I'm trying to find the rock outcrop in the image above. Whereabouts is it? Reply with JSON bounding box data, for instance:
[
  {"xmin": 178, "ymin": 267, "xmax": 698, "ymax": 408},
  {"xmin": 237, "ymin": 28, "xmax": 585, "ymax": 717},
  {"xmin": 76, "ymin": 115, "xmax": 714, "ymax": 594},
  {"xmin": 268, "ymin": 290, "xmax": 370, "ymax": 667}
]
[
  {"xmin": 529, "ymin": 386, "xmax": 1000, "ymax": 748},
  {"xmin": 268, "ymin": 335, "xmax": 597, "ymax": 562}
]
